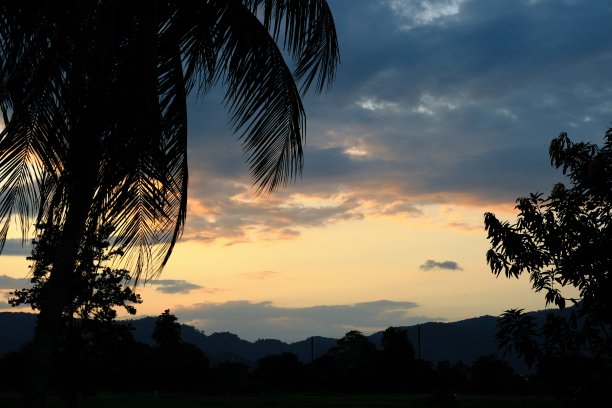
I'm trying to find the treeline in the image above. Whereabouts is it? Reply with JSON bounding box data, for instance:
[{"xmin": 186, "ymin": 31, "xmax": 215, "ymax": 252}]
[
  {"xmin": 0, "ymin": 311, "xmax": 531, "ymax": 398},
  {"xmin": 245, "ymin": 328, "xmax": 528, "ymax": 395}
]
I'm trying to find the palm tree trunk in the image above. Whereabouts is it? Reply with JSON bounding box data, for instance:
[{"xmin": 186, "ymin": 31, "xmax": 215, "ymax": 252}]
[
  {"xmin": 23, "ymin": 30, "xmax": 111, "ymax": 403},
  {"xmin": 25, "ymin": 136, "xmax": 99, "ymax": 408},
  {"xmin": 25, "ymin": 199, "xmax": 93, "ymax": 407}
]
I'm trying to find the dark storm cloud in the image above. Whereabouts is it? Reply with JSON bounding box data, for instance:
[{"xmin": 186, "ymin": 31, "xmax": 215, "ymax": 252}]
[
  {"xmin": 181, "ymin": 0, "xmax": 612, "ymax": 241},
  {"xmin": 174, "ymin": 299, "xmax": 432, "ymax": 342},
  {"xmin": 329, "ymin": 0, "xmax": 612, "ymax": 99},
  {"xmin": 332, "ymin": 4, "xmax": 610, "ymax": 135},
  {"xmin": 322, "ymin": 0, "xmax": 611, "ymax": 199},
  {"xmin": 420, "ymin": 260, "xmax": 463, "ymax": 271},
  {"xmin": 146, "ymin": 279, "xmax": 204, "ymax": 294},
  {"xmin": 421, "ymin": 144, "xmax": 560, "ymax": 201},
  {"xmin": 300, "ymin": 146, "xmax": 364, "ymax": 180}
]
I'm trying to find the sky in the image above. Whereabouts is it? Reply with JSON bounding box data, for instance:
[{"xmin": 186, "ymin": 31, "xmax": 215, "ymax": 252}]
[{"xmin": 2, "ymin": 0, "xmax": 612, "ymax": 342}]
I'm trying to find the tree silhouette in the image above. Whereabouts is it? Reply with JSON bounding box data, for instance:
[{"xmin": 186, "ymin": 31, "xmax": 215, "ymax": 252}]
[
  {"xmin": 380, "ymin": 326, "xmax": 416, "ymax": 392},
  {"xmin": 9, "ymin": 223, "xmax": 141, "ymax": 406},
  {"xmin": 485, "ymin": 130, "xmax": 612, "ymax": 405},
  {"xmin": 150, "ymin": 310, "xmax": 209, "ymax": 392},
  {"xmin": 381, "ymin": 326, "xmax": 415, "ymax": 361},
  {"xmin": 253, "ymin": 352, "xmax": 304, "ymax": 391},
  {"xmin": 152, "ymin": 309, "xmax": 181, "ymax": 347},
  {"xmin": 470, "ymin": 355, "xmax": 524, "ymax": 394},
  {"xmin": 0, "ymin": 1, "xmax": 338, "ymax": 404},
  {"xmin": 325, "ymin": 330, "xmax": 376, "ymax": 390},
  {"xmin": 9, "ymin": 224, "xmax": 141, "ymax": 322}
]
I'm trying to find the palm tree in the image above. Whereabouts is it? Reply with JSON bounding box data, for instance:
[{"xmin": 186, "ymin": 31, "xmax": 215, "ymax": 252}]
[{"xmin": 0, "ymin": 0, "xmax": 338, "ymax": 404}]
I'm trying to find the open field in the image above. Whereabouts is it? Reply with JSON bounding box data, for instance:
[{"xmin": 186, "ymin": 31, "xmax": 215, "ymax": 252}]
[{"xmin": 0, "ymin": 392, "xmax": 554, "ymax": 408}]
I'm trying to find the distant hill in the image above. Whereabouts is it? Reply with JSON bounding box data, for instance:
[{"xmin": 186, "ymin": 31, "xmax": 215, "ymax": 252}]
[
  {"xmin": 127, "ymin": 316, "xmax": 338, "ymax": 365},
  {"xmin": 388, "ymin": 316, "xmax": 501, "ymax": 363},
  {"xmin": 0, "ymin": 312, "xmax": 36, "ymax": 354},
  {"xmin": 0, "ymin": 310, "xmax": 559, "ymax": 373}
]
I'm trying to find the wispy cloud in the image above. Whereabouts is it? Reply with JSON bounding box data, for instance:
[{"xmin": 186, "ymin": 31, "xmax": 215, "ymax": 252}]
[
  {"xmin": 447, "ymin": 221, "xmax": 480, "ymax": 231},
  {"xmin": 174, "ymin": 299, "xmax": 435, "ymax": 342},
  {"xmin": 182, "ymin": 182, "xmax": 367, "ymax": 244},
  {"xmin": 388, "ymin": 0, "xmax": 467, "ymax": 30},
  {"xmin": 420, "ymin": 260, "xmax": 463, "ymax": 271},
  {"xmin": 238, "ymin": 271, "xmax": 279, "ymax": 280}
]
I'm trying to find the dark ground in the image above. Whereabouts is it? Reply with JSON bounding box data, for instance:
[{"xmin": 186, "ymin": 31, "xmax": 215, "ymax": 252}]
[{"xmin": 0, "ymin": 392, "xmax": 554, "ymax": 408}]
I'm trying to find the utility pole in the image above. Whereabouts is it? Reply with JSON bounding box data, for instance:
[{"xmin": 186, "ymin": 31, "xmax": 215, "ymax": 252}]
[
  {"xmin": 417, "ymin": 325, "xmax": 421, "ymax": 360},
  {"xmin": 310, "ymin": 336, "xmax": 314, "ymax": 364},
  {"xmin": 417, "ymin": 324, "xmax": 422, "ymax": 390}
]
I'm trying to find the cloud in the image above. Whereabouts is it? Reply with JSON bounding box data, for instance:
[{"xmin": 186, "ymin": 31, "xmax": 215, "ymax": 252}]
[
  {"xmin": 174, "ymin": 0, "xmax": 612, "ymax": 246},
  {"xmin": 387, "ymin": 0, "xmax": 467, "ymax": 30},
  {"xmin": 173, "ymin": 299, "xmax": 434, "ymax": 342},
  {"xmin": 0, "ymin": 276, "xmax": 31, "ymax": 311},
  {"xmin": 145, "ymin": 279, "xmax": 204, "ymax": 294},
  {"xmin": 0, "ymin": 239, "xmax": 33, "ymax": 256},
  {"xmin": 0, "ymin": 274, "xmax": 30, "ymax": 289},
  {"xmin": 447, "ymin": 221, "xmax": 480, "ymax": 232},
  {"xmin": 420, "ymin": 260, "xmax": 463, "ymax": 271},
  {"xmin": 356, "ymin": 97, "xmax": 402, "ymax": 113},
  {"xmin": 238, "ymin": 271, "xmax": 279, "ymax": 280},
  {"xmin": 182, "ymin": 177, "xmax": 368, "ymax": 243},
  {"xmin": 0, "ymin": 293, "xmax": 30, "ymax": 310}
]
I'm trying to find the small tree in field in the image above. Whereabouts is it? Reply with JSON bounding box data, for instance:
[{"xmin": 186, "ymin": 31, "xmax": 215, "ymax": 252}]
[
  {"xmin": 484, "ymin": 130, "xmax": 612, "ymax": 405},
  {"xmin": 151, "ymin": 309, "xmax": 209, "ymax": 392},
  {"xmin": 379, "ymin": 327, "xmax": 416, "ymax": 392},
  {"xmin": 152, "ymin": 309, "xmax": 182, "ymax": 347}
]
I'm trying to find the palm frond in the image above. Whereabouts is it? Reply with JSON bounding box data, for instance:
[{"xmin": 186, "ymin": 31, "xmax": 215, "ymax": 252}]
[
  {"xmin": 0, "ymin": 0, "xmax": 72, "ymax": 247},
  {"xmin": 212, "ymin": 0, "xmax": 305, "ymax": 193},
  {"xmin": 173, "ymin": 0, "xmax": 221, "ymax": 97},
  {"xmin": 1, "ymin": 0, "xmax": 339, "ymax": 280},
  {"xmin": 95, "ymin": 4, "xmax": 189, "ymax": 281},
  {"xmin": 245, "ymin": 0, "xmax": 340, "ymax": 93}
]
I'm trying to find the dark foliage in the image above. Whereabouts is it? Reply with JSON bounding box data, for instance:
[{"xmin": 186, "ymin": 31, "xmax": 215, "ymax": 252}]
[
  {"xmin": 6, "ymin": 224, "xmax": 142, "ymax": 404},
  {"xmin": 485, "ymin": 130, "xmax": 612, "ymax": 405},
  {"xmin": 9, "ymin": 224, "xmax": 141, "ymax": 321},
  {"xmin": 0, "ymin": 3, "xmax": 339, "ymax": 403},
  {"xmin": 252, "ymin": 352, "xmax": 305, "ymax": 391},
  {"xmin": 319, "ymin": 330, "xmax": 377, "ymax": 391},
  {"xmin": 152, "ymin": 309, "xmax": 182, "ymax": 347},
  {"xmin": 150, "ymin": 310, "xmax": 210, "ymax": 392},
  {"xmin": 470, "ymin": 355, "xmax": 527, "ymax": 394},
  {"xmin": 0, "ymin": 323, "xmax": 533, "ymax": 397},
  {"xmin": 379, "ymin": 326, "xmax": 418, "ymax": 392}
]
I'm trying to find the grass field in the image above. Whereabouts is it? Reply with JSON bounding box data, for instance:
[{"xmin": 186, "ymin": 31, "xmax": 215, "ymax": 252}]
[{"xmin": 0, "ymin": 392, "xmax": 554, "ymax": 408}]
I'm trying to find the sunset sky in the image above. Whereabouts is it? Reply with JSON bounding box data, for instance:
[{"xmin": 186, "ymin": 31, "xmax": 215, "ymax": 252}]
[{"xmin": 2, "ymin": 0, "xmax": 612, "ymax": 342}]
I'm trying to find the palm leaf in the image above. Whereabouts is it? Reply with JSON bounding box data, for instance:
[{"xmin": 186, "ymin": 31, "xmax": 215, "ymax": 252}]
[{"xmin": 1, "ymin": 0, "xmax": 339, "ymax": 279}]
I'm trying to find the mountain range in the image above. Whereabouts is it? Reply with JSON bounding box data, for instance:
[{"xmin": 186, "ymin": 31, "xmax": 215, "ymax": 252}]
[{"xmin": 0, "ymin": 310, "xmax": 552, "ymax": 373}]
